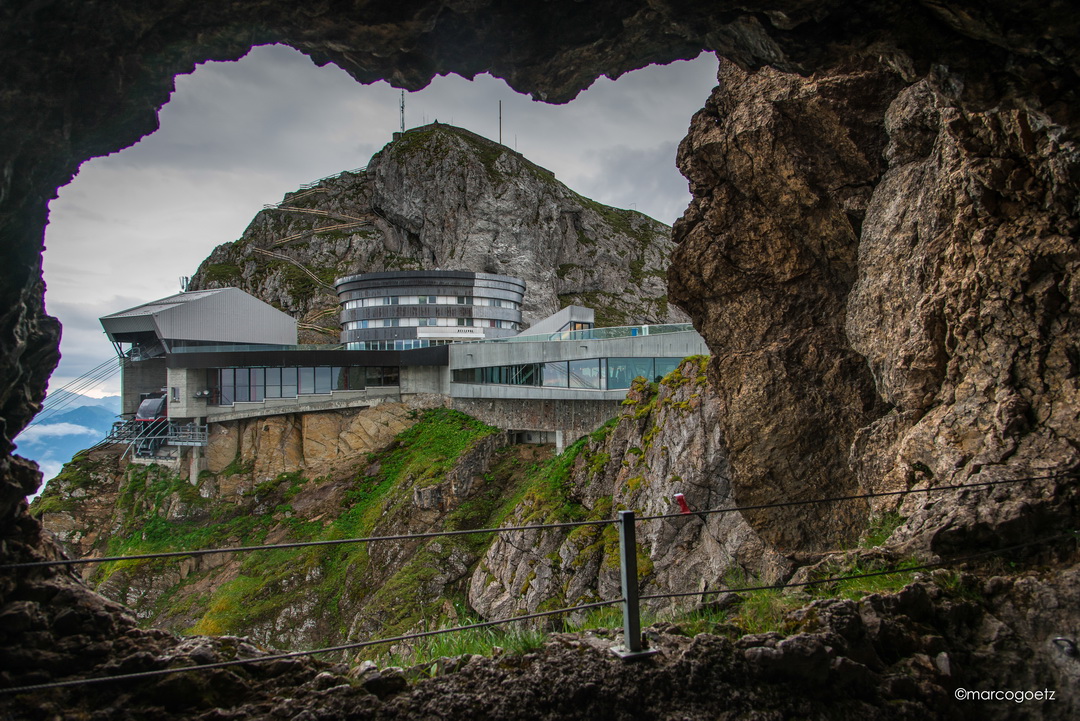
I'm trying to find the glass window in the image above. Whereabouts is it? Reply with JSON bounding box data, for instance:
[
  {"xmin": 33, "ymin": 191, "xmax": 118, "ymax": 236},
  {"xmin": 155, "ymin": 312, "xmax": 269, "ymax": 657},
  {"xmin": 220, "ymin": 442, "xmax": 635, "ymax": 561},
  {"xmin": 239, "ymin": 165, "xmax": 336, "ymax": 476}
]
[
  {"xmin": 333, "ymin": 367, "xmax": 348, "ymax": 391},
  {"xmin": 299, "ymin": 367, "xmax": 315, "ymax": 394},
  {"xmin": 315, "ymin": 367, "xmax": 332, "ymax": 394},
  {"xmin": 606, "ymin": 358, "xmax": 654, "ymax": 390},
  {"xmin": 281, "ymin": 367, "xmax": 298, "ymax": 397},
  {"xmin": 265, "ymin": 367, "xmax": 282, "ymax": 398},
  {"xmin": 382, "ymin": 367, "xmax": 399, "ymax": 386},
  {"xmin": 250, "ymin": 368, "xmax": 265, "ymax": 402},
  {"xmin": 457, "ymin": 317, "xmax": 474, "ymax": 326},
  {"xmin": 234, "ymin": 368, "xmax": 250, "ymax": 402},
  {"xmin": 653, "ymin": 358, "xmax": 683, "ymax": 382},
  {"xmin": 348, "ymin": 367, "xmax": 365, "ymax": 390},
  {"xmin": 543, "ymin": 361, "xmax": 569, "ymax": 387},
  {"xmin": 382, "ymin": 296, "xmax": 399, "ymax": 305},
  {"xmin": 512, "ymin": 364, "xmax": 541, "ymax": 386},
  {"xmin": 569, "ymin": 359, "xmax": 601, "ymax": 389},
  {"xmin": 218, "ymin": 368, "xmax": 234, "ymax": 405}
]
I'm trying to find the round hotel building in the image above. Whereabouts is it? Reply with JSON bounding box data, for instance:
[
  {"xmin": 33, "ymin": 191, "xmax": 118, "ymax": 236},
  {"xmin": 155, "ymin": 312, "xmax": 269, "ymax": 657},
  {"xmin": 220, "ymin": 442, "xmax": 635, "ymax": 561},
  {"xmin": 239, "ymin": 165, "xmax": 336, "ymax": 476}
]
[{"xmin": 336, "ymin": 270, "xmax": 526, "ymax": 350}]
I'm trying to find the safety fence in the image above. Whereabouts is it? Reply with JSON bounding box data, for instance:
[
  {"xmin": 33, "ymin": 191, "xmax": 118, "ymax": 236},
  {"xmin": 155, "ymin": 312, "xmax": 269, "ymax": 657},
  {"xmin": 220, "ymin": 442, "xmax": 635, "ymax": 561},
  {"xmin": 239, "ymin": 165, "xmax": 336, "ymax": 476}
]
[{"xmin": 1, "ymin": 472, "xmax": 1075, "ymax": 694}]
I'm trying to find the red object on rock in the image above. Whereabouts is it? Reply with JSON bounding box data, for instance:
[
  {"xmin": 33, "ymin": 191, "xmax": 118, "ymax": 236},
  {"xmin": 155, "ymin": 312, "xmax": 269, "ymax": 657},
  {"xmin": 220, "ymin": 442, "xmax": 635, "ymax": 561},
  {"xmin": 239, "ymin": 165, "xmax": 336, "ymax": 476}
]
[{"xmin": 674, "ymin": 493, "xmax": 692, "ymax": 514}]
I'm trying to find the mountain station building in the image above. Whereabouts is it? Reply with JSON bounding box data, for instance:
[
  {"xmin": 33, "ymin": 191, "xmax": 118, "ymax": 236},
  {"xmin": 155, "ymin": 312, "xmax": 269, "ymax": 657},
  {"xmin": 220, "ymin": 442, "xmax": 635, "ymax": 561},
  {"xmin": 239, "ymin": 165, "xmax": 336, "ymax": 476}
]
[{"xmin": 99, "ymin": 270, "xmax": 707, "ymax": 473}]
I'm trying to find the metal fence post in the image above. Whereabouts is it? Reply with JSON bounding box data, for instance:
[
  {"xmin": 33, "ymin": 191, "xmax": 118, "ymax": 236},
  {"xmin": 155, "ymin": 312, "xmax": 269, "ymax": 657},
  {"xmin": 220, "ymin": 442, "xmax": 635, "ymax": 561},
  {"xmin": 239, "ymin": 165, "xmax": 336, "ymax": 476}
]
[{"xmin": 611, "ymin": 509, "xmax": 658, "ymax": 659}]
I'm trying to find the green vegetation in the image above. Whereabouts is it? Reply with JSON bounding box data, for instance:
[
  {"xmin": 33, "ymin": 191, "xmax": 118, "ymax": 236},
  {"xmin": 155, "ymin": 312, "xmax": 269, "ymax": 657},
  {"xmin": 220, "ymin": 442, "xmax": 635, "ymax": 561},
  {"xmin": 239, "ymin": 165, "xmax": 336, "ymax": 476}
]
[
  {"xmin": 30, "ymin": 451, "xmax": 106, "ymax": 516},
  {"xmin": 201, "ymin": 263, "xmax": 243, "ymax": 285},
  {"xmin": 861, "ymin": 511, "xmax": 906, "ymax": 548},
  {"xmin": 376, "ymin": 602, "xmax": 547, "ymax": 669},
  {"xmin": 82, "ymin": 409, "xmax": 506, "ymax": 642}
]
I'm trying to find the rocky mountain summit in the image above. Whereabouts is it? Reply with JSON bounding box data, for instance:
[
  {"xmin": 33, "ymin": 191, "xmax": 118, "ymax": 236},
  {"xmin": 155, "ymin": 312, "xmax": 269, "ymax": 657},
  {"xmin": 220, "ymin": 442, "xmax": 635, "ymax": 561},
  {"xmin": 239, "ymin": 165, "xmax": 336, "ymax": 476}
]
[{"xmin": 189, "ymin": 123, "xmax": 686, "ymax": 339}]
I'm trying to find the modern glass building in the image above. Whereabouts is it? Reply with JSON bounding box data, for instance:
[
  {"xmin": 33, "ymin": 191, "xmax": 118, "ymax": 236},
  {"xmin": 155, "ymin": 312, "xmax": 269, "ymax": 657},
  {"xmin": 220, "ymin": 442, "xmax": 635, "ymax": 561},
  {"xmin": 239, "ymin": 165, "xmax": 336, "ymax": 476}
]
[{"xmin": 335, "ymin": 270, "xmax": 526, "ymax": 349}]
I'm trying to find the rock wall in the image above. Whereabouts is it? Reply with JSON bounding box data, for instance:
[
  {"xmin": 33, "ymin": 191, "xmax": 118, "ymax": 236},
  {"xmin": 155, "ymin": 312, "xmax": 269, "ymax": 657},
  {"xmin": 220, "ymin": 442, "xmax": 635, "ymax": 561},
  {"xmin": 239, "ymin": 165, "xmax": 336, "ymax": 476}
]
[
  {"xmin": 469, "ymin": 359, "xmax": 790, "ymax": 621},
  {"xmin": 846, "ymin": 76, "xmax": 1080, "ymax": 553},
  {"xmin": 670, "ymin": 57, "xmax": 1079, "ymax": 556},
  {"xmin": 206, "ymin": 403, "xmax": 419, "ymax": 482},
  {"xmin": 33, "ymin": 407, "xmax": 523, "ymax": 652},
  {"xmin": 670, "ymin": 60, "xmax": 899, "ymax": 551}
]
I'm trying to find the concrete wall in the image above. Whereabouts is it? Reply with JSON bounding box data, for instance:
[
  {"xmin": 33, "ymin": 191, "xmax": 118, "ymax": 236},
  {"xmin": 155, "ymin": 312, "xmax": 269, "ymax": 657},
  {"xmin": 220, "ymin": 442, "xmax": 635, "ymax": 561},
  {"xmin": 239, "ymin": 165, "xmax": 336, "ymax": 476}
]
[
  {"xmin": 400, "ymin": 365, "xmax": 449, "ymax": 396},
  {"xmin": 451, "ymin": 397, "xmax": 621, "ymax": 439},
  {"xmin": 166, "ymin": 367, "xmax": 210, "ymax": 420},
  {"xmin": 204, "ymin": 387, "xmax": 400, "ymax": 423},
  {"xmin": 449, "ymin": 330, "xmax": 708, "ymax": 369},
  {"xmin": 120, "ymin": 357, "xmax": 167, "ymax": 416}
]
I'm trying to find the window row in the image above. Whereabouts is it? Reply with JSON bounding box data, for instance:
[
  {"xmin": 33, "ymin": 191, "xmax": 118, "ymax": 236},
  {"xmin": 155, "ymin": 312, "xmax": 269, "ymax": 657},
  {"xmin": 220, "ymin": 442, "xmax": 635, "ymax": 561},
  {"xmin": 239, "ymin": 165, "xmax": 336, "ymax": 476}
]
[
  {"xmin": 343, "ymin": 296, "xmax": 519, "ymax": 309},
  {"xmin": 344, "ymin": 317, "xmax": 519, "ymax": 330},
  {"xmin": 209, "ymin": 366, "xmax": 399, "ymax": 405},
  {"xmin": 346, "ymin": 338, "xmax": 458, "ymax": 350},
  {"xmin": 451, "ymin": 357, "xmax": 685, "ymax": 390}
]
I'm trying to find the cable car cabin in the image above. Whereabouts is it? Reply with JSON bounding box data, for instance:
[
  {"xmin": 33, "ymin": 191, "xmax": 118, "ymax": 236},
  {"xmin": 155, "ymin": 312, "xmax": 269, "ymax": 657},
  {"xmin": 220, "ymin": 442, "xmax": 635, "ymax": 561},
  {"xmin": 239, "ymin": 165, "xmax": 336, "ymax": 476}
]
[
  {"xmin": 134, "ymin": 397, "xmax": 167, "ymax": 422},
  {"xmin": 132, "ymin": 396, "xmax": 168, "ymax": 458}
]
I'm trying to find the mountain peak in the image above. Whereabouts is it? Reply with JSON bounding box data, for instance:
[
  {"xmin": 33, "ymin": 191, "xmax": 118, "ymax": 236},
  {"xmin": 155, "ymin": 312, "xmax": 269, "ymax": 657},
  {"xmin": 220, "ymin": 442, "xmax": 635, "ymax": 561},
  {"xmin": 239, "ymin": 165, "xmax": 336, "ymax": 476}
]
[{"xmin": 190, "ymin": 124, "xmax": 686, "ymax": 341}]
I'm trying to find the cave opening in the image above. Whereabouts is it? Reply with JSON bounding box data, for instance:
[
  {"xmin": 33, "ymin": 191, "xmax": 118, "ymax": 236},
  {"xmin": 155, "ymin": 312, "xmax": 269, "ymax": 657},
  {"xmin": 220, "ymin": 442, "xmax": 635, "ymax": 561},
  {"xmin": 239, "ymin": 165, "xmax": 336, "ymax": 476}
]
[{"xmin": 30, "ymin": 43, "xmax": 719, "ymax": 488}]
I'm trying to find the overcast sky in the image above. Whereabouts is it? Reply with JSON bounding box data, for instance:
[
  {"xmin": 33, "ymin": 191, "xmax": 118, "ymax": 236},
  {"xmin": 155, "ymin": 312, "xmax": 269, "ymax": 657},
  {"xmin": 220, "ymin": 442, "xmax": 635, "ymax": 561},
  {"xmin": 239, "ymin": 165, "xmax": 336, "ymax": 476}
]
[{"xmin": 41, "ymin": 44, "xmax": 719, "ymax": 399}]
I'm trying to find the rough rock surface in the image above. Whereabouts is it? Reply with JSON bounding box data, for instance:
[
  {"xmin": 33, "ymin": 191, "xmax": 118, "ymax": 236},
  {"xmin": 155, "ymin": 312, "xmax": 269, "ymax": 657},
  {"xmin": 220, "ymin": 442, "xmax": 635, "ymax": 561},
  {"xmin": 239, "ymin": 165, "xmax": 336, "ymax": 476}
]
[
  {"xmin": 206, "ymin": 403, "xmax": 418, "ymax": 480},
  {"xmin": 670, "ymin": 56, "xmax": 1078, "ymax": 558},
  {"xmin": 845, "ymin": 75, "xmax": 1080, "ymax": 554},
  {"xmin": 189, "ymin": 123, "xmax": 686, "ymax": 337},
  {"xmin": 470, "ymin": 359, "xmax": 791, "ymax": 622},
  {"xmin": 4, "ymin": 556, "xmax": 1079, "ymax": 719},
  {"xmin": 31, "ymin": 407, "xmax": 524, "ymax": 653},
  {"xmin": 670, "ymin": 60, "xmax": 900, "ymax": 551}
]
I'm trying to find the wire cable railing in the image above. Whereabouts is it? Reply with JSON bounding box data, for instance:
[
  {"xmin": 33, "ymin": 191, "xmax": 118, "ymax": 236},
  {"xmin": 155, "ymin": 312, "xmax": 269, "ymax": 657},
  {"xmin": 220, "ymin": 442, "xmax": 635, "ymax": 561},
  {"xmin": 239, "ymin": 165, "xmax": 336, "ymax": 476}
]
[
  {"xmin": 23, "ymin": 358, "xmax": 121, "ymax": 429},
  {"xmin": 635, "ymin": 472, "xmax": 1075, "ymax": 523},
  {"xmin": 0, "ymin": 517, "xmax": 618, "ymax": 570},
  {"xmin": 1, "ymin": 472, "xmax": 1074, "ymax": 693},
  {"xmin": 5, "ymin": 472, "xmax": 1069, "ymax": 571},
  {"xmin": 0, "ymin": 598, "xmax": 623, "ymax": 695},
  {"xmin": 1, "ymin": 530, "xmax": 1072, "ymax": 695}
]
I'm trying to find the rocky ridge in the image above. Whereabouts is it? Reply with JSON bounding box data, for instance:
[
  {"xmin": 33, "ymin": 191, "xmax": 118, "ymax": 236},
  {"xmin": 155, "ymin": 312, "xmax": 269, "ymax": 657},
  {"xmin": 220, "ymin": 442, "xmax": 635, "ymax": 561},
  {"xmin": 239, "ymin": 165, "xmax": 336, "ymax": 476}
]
[{"xmin": 189, "ymin": 123, "xmax": 686, "ymax": 338}]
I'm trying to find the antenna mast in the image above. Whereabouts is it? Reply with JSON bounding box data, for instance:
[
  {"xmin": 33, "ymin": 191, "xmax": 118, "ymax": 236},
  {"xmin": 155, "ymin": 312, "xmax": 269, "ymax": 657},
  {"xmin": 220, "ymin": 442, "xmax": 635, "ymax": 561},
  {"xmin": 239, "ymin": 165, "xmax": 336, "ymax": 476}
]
[
  {"xmin": 400, "ymin": 90, "xmax": 405, "ymax": 132},
  {"xmin": 499, "ymin": 100, "xmax": 502, "ymax": 144}
]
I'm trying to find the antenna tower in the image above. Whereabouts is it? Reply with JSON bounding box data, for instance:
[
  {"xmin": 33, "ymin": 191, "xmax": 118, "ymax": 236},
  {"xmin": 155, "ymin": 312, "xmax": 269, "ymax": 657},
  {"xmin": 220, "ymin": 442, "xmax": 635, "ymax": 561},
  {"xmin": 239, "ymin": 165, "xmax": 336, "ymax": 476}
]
[
  {"xmin": 499, "ymin": 100, "xmax": 502, "ymax": 144},
  {"xmin": 400, "ymin": 90, "xmax": 405, "ymax": 132}
]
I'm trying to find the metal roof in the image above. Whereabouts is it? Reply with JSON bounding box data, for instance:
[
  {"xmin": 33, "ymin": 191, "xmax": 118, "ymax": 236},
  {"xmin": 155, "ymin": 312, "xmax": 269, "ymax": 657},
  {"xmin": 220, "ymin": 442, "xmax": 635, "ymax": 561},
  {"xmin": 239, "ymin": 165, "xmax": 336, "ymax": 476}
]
[
  {"xmin": 100, "ymin": 287, "xmax": 298, "ymax": 347},
  {"xmin": 102, "ymin": 289, "xmax": 226, "ymax": 319}
]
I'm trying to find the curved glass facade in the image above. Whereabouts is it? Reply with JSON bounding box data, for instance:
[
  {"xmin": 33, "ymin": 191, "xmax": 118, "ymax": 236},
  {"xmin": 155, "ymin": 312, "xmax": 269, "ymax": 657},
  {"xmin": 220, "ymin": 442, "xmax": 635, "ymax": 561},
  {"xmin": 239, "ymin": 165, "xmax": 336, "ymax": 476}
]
[
  {"xmin": 452, "ymin": 357, "xmax": 686, "ymax": 390},
  {"xmin": 335, "ymin": 270, "xmax": 526, "ymax": 348}
]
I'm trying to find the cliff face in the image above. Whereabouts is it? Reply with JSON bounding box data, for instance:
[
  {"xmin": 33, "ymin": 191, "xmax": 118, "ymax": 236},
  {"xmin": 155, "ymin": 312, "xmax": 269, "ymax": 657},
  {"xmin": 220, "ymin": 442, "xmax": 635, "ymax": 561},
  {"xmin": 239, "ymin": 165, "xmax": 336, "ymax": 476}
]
[
  {"xmin": 188, "ymin": 123, "xmax": 686, "ymax": 338},
  {"xmin": 34, "ymin": 406, "xmax": 554, "ymax": 653},
  {"xmin": 670, "ymin": 58, "xmax": 1079, "ymax": 558},
  {"xmin": 469, "ymin": 359, "xmax": 789, "ymax": 621}
]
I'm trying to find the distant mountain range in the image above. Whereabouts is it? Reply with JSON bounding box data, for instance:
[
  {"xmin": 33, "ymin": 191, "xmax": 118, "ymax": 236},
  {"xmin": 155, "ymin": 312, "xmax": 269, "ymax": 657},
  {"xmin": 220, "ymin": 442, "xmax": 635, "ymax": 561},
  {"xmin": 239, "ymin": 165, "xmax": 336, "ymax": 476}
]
[{"xmin": 15, "ymin": 393, "xmax": 121, "ymax": 490}]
